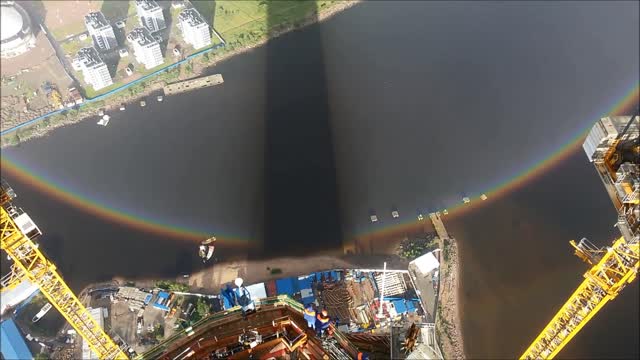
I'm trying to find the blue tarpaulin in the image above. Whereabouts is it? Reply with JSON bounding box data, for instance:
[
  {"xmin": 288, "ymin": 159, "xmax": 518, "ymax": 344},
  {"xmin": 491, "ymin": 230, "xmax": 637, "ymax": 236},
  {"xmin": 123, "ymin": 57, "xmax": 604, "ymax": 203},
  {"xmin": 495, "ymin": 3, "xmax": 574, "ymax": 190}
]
[
  {"xmin": 1, "ymin": 319, "xmax": 33, "ymax": 360},
  {"xmin": 276, "ymin": 278, "xmax": 298, "ymax": 297},
  {"xmin": 392, "ymin": 300, "xmax": 408, "ymax": 314}
]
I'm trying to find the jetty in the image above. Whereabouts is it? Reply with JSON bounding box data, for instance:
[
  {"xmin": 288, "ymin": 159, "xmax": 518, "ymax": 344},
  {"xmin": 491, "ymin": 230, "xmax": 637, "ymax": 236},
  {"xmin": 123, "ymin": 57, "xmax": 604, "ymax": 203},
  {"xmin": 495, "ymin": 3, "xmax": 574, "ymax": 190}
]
[
  {"xmin": 429, "ymin": 212, "xmax": 450, "ymax": 240},
  {"xmin": 163, "ymin": 74, "xmax": 224, "ymax": 95}
]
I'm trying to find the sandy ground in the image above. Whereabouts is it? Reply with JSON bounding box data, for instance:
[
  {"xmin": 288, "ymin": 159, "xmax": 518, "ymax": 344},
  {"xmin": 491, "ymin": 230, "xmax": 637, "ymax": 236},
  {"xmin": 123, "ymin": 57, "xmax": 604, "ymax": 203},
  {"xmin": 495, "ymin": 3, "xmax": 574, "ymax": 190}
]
[{"xmin": 437, "ymin": 238, "xmax": 465, "ymax": 359}]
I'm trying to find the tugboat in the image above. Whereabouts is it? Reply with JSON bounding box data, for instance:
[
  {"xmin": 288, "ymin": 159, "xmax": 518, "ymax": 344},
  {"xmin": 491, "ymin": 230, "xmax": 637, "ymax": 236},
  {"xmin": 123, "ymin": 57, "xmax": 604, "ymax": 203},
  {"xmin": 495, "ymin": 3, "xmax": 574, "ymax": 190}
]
[{"xmin": 199, "ymin": 236, "xmax": 216, "ymax": 263}]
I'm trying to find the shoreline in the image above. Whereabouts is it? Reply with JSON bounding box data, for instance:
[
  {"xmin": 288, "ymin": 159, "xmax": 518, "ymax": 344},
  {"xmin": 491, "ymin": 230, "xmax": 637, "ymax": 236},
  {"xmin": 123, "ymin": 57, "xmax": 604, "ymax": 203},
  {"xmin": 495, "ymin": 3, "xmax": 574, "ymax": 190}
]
[
  {"xmin": 0, "ymin": 1, "xmax": 361, "ymax": 148},
  {"xmin": 437, "ymin": 237, "xmax": 466, "ymax": 359}
]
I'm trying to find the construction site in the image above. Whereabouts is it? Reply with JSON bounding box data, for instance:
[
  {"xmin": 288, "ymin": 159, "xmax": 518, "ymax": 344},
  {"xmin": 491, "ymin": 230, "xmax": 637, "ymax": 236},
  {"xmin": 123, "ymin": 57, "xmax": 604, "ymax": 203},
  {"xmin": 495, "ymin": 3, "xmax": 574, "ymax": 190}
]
[{"xmin": 1, "ymin": 112, "xmax": 638, "ymax": 359}]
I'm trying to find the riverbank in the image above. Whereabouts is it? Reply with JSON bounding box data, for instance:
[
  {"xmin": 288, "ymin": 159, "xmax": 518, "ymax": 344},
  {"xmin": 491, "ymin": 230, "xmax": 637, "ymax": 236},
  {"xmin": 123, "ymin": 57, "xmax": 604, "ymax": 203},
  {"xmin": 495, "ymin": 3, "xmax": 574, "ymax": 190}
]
[
  {"xmin": 437, "ymin": 237, "xmax": 465, "ymax": 359},
  {"xmin": 0, "ymin": 0, "xmax": 360, "ymax": 148}
]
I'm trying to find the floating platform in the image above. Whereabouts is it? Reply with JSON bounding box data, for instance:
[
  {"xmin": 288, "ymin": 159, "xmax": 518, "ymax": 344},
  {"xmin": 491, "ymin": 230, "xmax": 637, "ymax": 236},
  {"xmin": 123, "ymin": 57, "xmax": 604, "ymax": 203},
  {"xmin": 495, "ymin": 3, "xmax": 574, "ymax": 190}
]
[{"xmin": 164, "ymin": 74, "xmax": 224, "ymax": 95}]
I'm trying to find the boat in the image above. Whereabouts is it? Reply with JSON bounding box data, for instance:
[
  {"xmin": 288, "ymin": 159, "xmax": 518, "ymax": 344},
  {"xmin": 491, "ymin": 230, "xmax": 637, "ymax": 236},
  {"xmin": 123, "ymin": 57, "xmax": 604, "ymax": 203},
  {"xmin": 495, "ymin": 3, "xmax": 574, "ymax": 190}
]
[
  {"xmin": 97, "ymin": 115, "xmax": 110, "ymax": 126},
  {"xmin": 443, "ymin": 209, "xmax": 449, "ymax": 215},
  {"xmin": 32, "ymin": 303, "xmax": 52, "ymax": 323},
  {"xmin": 417, "ymin": 209, "xmax": 424, "ymax": 221},
  {"xmin": 198, "ymin": 236, "xmax": 216, "ymax": 262},
  {"xmin": 157, "ymin": 95, "xmax": 163, "ymax": 102},
  {"xmin": 480, "ymin": 194, "xmax": 488, "ymax": 200},
  {"xmin": 140, "ymin": 100, "xmax": 146, "ymax": 107},
  {"xmin": 98, "ymin": 109, "xmax": 105, "ymax": 116},
  {"xmin": 369, "ymin": 210, "xmax": 378, "ymax": 223},
  {"xmin": 120, "ymin": 103, "xmax": 126, "ymax": 111},
  {"xmin": 391, "ymin": 208, "xmax": 399, "ymax": 218},
  {"xmin": 462, "ymin": 197, "xmax": 471, "ymax": 204}
]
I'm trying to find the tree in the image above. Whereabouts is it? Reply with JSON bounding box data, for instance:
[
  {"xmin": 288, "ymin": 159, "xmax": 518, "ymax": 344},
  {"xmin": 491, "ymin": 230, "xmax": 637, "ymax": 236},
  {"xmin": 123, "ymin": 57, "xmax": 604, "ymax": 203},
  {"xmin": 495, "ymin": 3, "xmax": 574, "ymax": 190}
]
[{"xmin": 195, "ymin": 298, "xmax": 210, "ymax": 319}]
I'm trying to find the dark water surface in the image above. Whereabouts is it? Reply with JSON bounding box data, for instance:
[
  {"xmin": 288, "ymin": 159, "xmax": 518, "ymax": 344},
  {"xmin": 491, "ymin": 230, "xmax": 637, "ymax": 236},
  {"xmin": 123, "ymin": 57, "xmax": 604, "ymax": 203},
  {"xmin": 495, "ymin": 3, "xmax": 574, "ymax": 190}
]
[{"xmin": 2, "ymin": 1, "xmax": 638, "ymax": 358}]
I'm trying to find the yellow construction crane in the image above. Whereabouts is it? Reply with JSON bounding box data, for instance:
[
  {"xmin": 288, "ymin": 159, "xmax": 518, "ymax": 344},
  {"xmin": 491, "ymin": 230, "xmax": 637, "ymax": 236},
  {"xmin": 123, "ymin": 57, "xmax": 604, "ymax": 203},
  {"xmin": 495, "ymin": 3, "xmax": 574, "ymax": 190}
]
[
  {"xmin": 0, "ymin": 181, "xmax": 128, "ymax": 359},
  {"xmin": 521, "ymin": 113, "xmax": 640, "ymax": 359}
]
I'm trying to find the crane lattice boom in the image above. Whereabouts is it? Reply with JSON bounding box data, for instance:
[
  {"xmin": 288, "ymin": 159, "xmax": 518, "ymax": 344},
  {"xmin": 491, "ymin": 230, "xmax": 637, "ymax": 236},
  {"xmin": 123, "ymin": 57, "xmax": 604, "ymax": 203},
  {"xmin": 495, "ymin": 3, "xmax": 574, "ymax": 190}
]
[
  {"xmin": 521, "ymin": 236, "xmax": 639, "ymax": 359},
  {"xmin": 1, "ymin": 204, "xmax": 127, "ymax": 359}
]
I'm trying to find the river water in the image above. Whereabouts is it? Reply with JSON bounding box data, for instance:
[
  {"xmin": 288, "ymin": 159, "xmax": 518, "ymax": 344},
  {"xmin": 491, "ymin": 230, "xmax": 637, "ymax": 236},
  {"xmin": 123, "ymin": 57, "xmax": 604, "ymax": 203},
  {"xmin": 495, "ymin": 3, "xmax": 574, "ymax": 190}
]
[{"xmin": 2, "ymin": 1, "xmax": 638, "ymax": 358}]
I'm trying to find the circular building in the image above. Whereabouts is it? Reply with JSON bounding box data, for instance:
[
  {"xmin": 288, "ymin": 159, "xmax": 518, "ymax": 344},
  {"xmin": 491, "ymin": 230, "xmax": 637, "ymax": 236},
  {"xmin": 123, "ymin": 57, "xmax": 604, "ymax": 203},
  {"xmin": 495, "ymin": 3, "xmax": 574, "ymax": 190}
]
[{"xmin": 1, "ymin": 1, "xmax": 36, "ymax": 59}]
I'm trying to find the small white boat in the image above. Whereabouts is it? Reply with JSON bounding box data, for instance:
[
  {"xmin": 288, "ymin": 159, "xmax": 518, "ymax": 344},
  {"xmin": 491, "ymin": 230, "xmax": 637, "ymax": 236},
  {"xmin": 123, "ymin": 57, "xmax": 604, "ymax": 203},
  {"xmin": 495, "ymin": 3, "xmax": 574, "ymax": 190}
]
[
  {"xmin": 417, "ymin": 214, "xmax": 424, "ymax": 221},
  {"xmin": 98, "ymin": 109, "xmax": 105, "ymax": 116},
  {"xmin": 463, "ymin": 197, "xmax": 471, "ymax": 204},
  {"xmin": 391, "ymin": 210, "xmax": 399, "ymax": 218},
  {"xmin": 140, "ymin": 100, "xmax": 146, "ymax": 107},
  {"xmin": 480, "ymin": 194, "xmax": 488, "ymax": 201},
  {"xmin": 443, "ymin": 209, "xmax": 449, "ymax": 215},
  {"xmin": 370, "ymin": 212, "xmax": 378, "ymax": 223},
  {"xmin": 120, "ymin": 103, "xmax": 126, "ymax": 111},
  {"xmin": 198, "ymin": 236, "xmax": 216, "ymax": 262},
  {"xmin": 97, "ymin": 115, "xmax": 110, "ymax": 126},
  {"xmin": 32, "ymin": 303, "xmax": 52, "ymax": 323},
  {"xmin": 157, "ymin": 95, "xmax": 163, "ymax": 102}
]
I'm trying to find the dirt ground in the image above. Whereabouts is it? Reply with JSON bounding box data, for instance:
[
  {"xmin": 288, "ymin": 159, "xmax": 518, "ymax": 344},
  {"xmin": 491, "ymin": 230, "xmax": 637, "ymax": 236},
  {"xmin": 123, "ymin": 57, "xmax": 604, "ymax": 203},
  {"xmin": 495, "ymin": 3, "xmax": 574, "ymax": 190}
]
[{"xmin": 22, "ymin": 0, "xmax": 102, "ymax": 40}]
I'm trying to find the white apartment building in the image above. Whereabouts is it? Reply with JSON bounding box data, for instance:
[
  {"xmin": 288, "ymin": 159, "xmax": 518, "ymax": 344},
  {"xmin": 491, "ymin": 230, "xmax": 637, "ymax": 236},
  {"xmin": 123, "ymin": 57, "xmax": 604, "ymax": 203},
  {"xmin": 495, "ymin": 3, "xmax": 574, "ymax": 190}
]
[
  {"xmin": 74, "ymin": 47, "xmax": 113, "ymax": 90},
  {"xmin": 127, "ymin": 27, "xmax": 163, "ymax": 69},
  {"xmin": 178, "ymin": 8, "xmax": 211, "ymax": 50},
  {"xmin": 135, "ymin": 0, "xmax": 166, "ymax": 33},
  {"xmin": 84, "ymin": 11, "xmax": 117, "ymax": 51}
]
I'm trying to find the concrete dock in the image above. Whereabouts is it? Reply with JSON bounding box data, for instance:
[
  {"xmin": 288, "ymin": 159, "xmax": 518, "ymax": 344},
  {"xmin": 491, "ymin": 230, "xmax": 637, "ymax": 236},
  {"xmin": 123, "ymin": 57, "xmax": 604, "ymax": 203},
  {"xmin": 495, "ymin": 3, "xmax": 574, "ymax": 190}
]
[{"xmin": 163, "ymin": 74, "xmax": 224, "ymax": 95}]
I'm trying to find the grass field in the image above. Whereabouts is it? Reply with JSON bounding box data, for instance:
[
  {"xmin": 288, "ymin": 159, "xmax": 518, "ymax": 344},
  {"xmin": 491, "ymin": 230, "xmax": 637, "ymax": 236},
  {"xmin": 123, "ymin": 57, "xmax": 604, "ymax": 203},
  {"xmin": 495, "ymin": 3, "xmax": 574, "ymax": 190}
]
[{"xmin": 193, "ymin": 0, "xmax": 338, "ymax": 46}]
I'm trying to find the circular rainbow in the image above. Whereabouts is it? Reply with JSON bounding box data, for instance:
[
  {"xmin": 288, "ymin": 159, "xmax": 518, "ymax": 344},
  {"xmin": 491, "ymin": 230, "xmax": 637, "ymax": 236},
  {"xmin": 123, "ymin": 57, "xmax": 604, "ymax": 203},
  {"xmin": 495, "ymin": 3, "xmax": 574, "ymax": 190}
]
[{"xmin": 1, "ymin": 82, "xmax": 638, "ymax": 247}]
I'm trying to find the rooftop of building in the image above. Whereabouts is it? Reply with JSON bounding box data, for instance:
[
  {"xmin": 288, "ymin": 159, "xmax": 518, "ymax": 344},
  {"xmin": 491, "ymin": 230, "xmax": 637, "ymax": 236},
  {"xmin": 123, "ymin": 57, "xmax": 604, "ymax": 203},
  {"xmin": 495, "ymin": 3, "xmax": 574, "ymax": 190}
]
[
  {"xmin": 84, "ymin": 11, "xmax": 110, "ymax": 29},
  {"xmin": 178, "ymin": 8, "xmax": 206, "ymax": 27},
  {"xmin": 0, "ymin": 318, "xmax": 33, "ymax": 360},
  {"xmin": 136, "ymin": 0, "xmax": 161, "ymax": 12},
  {"xmin": 75, "ymin": 47, "xmax": 105, "ymax": 67},
  {"xmin": 127, "ymin": 27, "xmax": 157, "ymax": 46}
]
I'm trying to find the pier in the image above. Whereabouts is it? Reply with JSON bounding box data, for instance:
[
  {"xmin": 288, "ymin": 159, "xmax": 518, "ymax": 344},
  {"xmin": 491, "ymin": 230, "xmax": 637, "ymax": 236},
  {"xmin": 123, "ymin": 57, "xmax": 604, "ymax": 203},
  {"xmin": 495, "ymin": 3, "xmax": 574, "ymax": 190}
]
[
  {"xmin": 163, "ymin": 74, "xmax": 224, "ymax": 95},
  {"xmin": 429, "ymin": 212, "xmax": 450, "ymax": 240}
]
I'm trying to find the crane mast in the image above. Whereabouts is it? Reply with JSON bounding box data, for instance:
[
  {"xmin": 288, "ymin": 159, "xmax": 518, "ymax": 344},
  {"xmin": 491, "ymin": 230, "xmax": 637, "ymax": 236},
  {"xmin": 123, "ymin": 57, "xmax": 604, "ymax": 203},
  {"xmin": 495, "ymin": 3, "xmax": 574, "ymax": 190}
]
[
  {"xmin": 521, "ymin": 113, "xmax": 640, "ymax": 359},
  {"xmin": 0, "ymin": 181, "xmax": 128, "ymax": 359}
]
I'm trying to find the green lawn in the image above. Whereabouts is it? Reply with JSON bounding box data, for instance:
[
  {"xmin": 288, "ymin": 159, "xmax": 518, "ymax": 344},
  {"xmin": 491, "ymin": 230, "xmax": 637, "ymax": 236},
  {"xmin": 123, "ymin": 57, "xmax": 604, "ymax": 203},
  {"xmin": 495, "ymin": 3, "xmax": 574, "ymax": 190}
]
[
  {"xmin": 100, "ymin": 0, "xmax": 135, "ymax": 20},
  {"xmin": 60, "ymin": 37, "xmax": 93, "ymax": 56}
]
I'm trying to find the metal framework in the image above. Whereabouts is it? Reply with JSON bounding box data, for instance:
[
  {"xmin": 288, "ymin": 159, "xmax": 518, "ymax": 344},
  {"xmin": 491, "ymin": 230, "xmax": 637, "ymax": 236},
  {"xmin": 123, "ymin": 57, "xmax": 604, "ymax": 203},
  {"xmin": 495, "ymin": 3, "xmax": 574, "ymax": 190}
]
[
  {"xmin": 1, "ymin": 205, "xmax": 128, "ymax": 359},
  {"xmin": 521, "ymin": 236, "xmax": 639, "ymax": 359}
]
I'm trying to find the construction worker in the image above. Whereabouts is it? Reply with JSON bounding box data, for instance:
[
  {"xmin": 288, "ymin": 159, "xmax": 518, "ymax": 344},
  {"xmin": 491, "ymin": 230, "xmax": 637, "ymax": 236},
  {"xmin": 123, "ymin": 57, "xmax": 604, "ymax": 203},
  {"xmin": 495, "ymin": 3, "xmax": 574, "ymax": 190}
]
[
  {"xmin": 315, "ymin": 309, "xmax": 330, "ymax": 337},
  {"xmin": 303, "ymin": 304, "xmax": 316, "ymax": 329}
]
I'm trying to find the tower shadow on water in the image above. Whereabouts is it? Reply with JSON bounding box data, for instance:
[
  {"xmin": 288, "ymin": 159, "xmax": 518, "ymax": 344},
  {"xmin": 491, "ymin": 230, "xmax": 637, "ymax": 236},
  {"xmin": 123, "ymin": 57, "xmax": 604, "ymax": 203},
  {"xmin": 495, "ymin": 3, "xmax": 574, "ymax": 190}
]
[{"xmin": 259, "ymin": 1, "xmax": 343, "ymax": 258}]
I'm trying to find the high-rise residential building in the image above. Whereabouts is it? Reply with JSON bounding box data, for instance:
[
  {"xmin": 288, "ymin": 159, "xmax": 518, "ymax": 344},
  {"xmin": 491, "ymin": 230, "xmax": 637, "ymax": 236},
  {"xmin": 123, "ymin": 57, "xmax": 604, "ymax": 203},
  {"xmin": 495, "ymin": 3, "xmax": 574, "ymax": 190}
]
[
  {"xmin": 127, "ymin": 27, "xmax": 163, "ymax": 69},
  {"xmin": 178, "ymin": 8, "xmax": 211, "ymax": 50},
  {"xmin": 84, "ymin": 11, "xmax": 117, "ymax": 52},
  {"xmin": 135, "ymin": 0, "xmax": 166, "ymax": 33},
  {"xmin": 73, "ymin": 47, "xmax": 113, "ymax": 90}
]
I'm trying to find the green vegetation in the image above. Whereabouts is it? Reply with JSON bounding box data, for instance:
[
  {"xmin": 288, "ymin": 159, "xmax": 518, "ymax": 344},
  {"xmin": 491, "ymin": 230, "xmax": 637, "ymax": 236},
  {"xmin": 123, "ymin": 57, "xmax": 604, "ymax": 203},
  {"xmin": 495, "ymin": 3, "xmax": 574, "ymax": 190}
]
[
  {"xmin": 156, "ymin": 280, "xmax": 189, "ymax": 292},
  {"xmin": 34, "ymin": 353, "xmax": 49, "ymax": 360},
  {"xmin": 15, "ymin": 294, "xmax": 65, "ymax": 338},
  {"xmin": 443, "ymin": 238, "xmax": 451, "ymax": 262},
  {"xmin": 398, "ymin": 234, "xmax": 439, "ymax": 260},
  {"xmin": 60, "ymin": 37, "xmax": 93, "ymax": 56},
  {"xmin": 100, "ymin": 0, "xmax": 135, "ymax": 20},
  {"xmin": 152, "ymin": 324, "xmax": 165, "ymax": 341}
]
